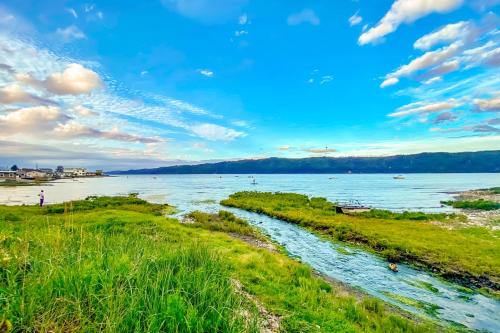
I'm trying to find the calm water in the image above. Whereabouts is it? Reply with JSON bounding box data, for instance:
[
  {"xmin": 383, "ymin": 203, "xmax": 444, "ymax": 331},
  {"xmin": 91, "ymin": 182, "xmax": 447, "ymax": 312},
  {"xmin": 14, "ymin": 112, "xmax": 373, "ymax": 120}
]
[{"xmin": 1, "ymin": 173, "xmax": 500, "ymax": 331}]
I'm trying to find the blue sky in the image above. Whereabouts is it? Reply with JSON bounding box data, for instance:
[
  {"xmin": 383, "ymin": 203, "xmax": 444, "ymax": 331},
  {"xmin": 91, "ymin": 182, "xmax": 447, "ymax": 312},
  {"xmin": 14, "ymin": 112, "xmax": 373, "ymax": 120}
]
[{"xmin": 0, "ymin": 0, "xmax": 498, "ymax": 169}]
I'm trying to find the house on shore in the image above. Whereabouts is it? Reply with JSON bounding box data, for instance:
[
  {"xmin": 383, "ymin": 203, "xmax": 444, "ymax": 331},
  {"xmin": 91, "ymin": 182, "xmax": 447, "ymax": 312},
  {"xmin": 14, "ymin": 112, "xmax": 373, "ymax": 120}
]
[
  {"xmin": 16, "ymin": 169, "xmax": 49, "ymax": 180},
  {"xmin": 64, "ymin": 168, "xmax": 88, "ymax": 177},
  {"xmin": 0, "ymin": 170, "xmax": 18, "ymax": 180}
]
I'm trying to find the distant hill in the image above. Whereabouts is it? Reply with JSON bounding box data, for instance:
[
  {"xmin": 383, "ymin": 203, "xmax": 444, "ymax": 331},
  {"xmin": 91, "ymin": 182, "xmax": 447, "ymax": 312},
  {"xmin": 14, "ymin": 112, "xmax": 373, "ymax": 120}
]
[{"xmin": 110, "ymin": 151, "xmax": 500, "ymax": 174}]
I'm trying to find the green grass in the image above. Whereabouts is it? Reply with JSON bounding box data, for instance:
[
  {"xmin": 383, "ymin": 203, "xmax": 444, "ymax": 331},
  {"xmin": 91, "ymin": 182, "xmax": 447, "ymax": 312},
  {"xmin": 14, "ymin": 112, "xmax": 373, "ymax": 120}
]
[
  {"xmin": 0, "ymin": 196, "xmax": 446, "ymax": 332},
  {"xmin": 441, "ymin": 199, "xmax": 500, "ymax": 211},
  {"xmin": 221, "ymin": 191, "xmax": 500, "ymax": 295},
  {"xmin": 0, "ymin": 180, "xmax": 45, "ymax": 187}
]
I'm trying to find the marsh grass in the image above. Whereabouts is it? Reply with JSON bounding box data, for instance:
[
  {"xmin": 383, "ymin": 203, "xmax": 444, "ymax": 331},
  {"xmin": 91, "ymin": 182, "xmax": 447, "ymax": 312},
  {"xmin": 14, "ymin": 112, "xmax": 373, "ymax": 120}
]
[
  {"xmin": 221, "ymin": 191, "xmax": 500, "ymax": 293},
  {"xmin": 185, "ymin": 210, "xmax": 260, "ymax": 237},
  {"xmin": 441, "ymin": 199, "xmax": 500, "ymax": 211}
]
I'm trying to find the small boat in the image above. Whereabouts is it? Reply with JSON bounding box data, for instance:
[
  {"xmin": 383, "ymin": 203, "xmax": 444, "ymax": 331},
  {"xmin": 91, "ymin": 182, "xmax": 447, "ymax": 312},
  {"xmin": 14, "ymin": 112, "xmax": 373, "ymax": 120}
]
[
  {"xmin": 251, "ymin": 179, "xmax": 258, "ymax": 185},
  {"xmin": 329, "ymin": 177, "xmax": 336, "ymax": 180},
  {"xmin": 389, "ymin": 263, "xmax": 398, "ymax": 272},
  {"xmin": 393, "ymin": 175, "xmax": 405, "ymax": 180}
]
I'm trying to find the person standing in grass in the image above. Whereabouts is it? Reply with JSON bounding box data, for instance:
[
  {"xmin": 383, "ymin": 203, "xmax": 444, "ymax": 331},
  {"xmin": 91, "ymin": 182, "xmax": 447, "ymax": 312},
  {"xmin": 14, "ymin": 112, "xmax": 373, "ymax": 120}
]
[{"xmin": 38, "ymin": 190, "xmax": 45, "ymax": 207}]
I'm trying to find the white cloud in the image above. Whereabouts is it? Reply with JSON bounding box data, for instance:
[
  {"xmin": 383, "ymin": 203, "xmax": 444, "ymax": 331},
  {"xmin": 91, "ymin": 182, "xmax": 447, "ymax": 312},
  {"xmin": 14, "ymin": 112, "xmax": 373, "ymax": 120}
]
[
  {"xmin": 382, "ymin": 42, "xmax": 461, "ymax": 87},
  {"xmin": 0, "ymin": 84, "xmax": 55, "ymax": 105},
  {"xmin": 72, "ymin": 105, "xmax": 98, "ymax": 117},
  {"xmin": 278, "ymin": 145, "xmax": 290, "ymax": 151},
  {"xmin": 66, "ymin": 8, "xmax": 78, "ymax": 19},
  {"xmin": 189, "ymin": 123, "xmax": 245, "ymax": 141},
  {"xmin": 55, "ymin": 25, "xmax": 86, "ymax": 42},
  {"xmin": 0, "ymin": 106, "xmax": 68, "ymax": 136},
  {"xmin": 414, "ymin": 21, "xmax": 471, "ymax": 50},
  {"xmin": 473, "ymin": 96, "xmax": 500, "ymax": 112},
  {"xmin": 359, "ymin": 0, "xmax": 464, "ymax": 45},
  {"xmin": 238, "ymin": 13, "xmax": 248, "ymax": 25},
  {"xmin": 198, "ymin": 69, "xmax": 214, "ymax": 77},
  {"xmin": 380, "ymin": 77, "xmax": 399, "ymax": 88},
  {"xmin": 18, "ymin": 63, "xmax": 102, "ymax": 95},
  {"xmin": 426, "ymin": 59, "xmax": 460, "ymax": 77},
  {"xmin": 422, "ymin": 76, "xmax": 442, "ymax": 85},
  {"xmin": 348, "ymin": 12, "xmax": 362, "ymax": 26},
  {"xmin": 320, "ymin": 75, "xmax": 333, "ymax": 85},
  {"xmin": 305, "ymin": 147, "xmax": 337, "ymax": 154},
  {"xmin": 388, "ymin": 99, "xmax": 460, "ymax": 117},
  {"xmin": 287, "ymin": 9, "xmax": 320, "ymax": 26},
  {"xmin": 234, "ymin": 30, "xmax": 248, "ymax": 37},
  {"xmin": 231, "ymin": 120, "xmax": 249, "ymax": 127},
  {"xmin": 161, "ymin": 0, "xmax": 248, "ymax": 24}
]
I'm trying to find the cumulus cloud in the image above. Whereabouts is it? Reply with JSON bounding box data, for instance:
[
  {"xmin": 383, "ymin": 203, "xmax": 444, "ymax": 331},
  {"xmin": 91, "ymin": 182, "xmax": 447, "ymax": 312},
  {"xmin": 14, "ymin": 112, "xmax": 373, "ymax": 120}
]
[
  {"xmin": 473, "ymin": 96, "xmax": 500, "ymax": 112},
  {"xmin": 413, "ymin": 21, "xmax": 471, "ymax": 50},
  {"xmin": 0, "ymin": 84, "xmax": 55, "ymax": 105},
  {"xmin": 54, "ymin": 122, "xmax": 162, "ymax": 143},
  {"xmin": 389, "ymin": 99, "xmax": 460, "ymax": 117},
  {"xmin": 287, "ymin": 9, "xmax": 320, "ymax": 26},
  {"xmin": 18, "ymin": 63, "xmax": 102, "ymax": 95},
  {"xmin": 348, "ymin": 12, "xmax": 363, "ymax": 26},
  {"xmin": 189, "ymin": 123, "xmax": 245, "ymax": 141},
  {"xmin": 359, "ymin": 0, "xmax": 464, "ymax": 45},
  {"xmin": 55, "ymin": 25, "xmax": 86, "ymax": 42},
  {"xmin": 0, "ymin": 106, "xmax": 69, "ymax": 135},
  {"xmin": 278, "ymin": 145, "xmax": 290, "ymax": 151}
]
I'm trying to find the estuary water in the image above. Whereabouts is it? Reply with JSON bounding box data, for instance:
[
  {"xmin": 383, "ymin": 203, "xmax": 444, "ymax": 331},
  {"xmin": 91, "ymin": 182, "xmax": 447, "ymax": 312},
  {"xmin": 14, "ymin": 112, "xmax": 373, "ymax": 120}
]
[{"xmin": 1, "ymin": 173, "xmax": 500, "ymax": 331}]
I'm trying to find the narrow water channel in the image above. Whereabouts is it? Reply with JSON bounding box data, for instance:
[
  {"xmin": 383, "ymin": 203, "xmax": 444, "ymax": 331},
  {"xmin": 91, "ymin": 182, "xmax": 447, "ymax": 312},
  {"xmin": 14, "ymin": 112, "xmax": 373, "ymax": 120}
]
[{"xmin": 176, "ymin": 201, "xmax": 500, "ymax": 333}]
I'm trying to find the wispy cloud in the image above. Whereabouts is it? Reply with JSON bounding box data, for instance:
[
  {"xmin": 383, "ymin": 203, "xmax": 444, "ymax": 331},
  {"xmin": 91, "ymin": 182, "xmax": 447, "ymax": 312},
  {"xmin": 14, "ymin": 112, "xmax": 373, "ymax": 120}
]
[
  {"xmin": 287, "ymin": 9, "xmax": 320, "ymax": 26},
  {"xmin": 198, "ymin": 69, "xmax": 214, "ymax": 77},
  {"xmin": 359, "ymin": 0, "xmax": 464, "ymax": 45},
  {"xmin": 55, "ymin": 25, "xmax": 86, "ymax": 42},
  {"xmin": 161, "ymin": 0, "xmax": 248, "ymax": 24},
  {"xmin": 388, "ymin": 99, "xmax": 461, "ymax": 117},
  {"xmin": 66, "ymin": 8, "xmax": 78, "ymax": 19},
  {"xmin": 348, "ymin": 11, "xmax": 362, "ymax": 26}
]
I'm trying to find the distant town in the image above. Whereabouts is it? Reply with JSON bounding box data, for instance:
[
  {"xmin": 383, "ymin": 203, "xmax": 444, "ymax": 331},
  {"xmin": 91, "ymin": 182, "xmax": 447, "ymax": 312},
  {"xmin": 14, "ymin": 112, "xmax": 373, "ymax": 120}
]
[{"xmin": 0, "ymin": 165, "xmax": 105, "ymax": 183}]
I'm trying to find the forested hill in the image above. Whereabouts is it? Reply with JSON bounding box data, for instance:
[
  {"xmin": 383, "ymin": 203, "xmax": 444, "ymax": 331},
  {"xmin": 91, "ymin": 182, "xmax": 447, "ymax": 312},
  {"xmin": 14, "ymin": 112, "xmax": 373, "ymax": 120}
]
[{"xmin": 111, "ymin": 151, "xmax": 500, "ymax": 174}]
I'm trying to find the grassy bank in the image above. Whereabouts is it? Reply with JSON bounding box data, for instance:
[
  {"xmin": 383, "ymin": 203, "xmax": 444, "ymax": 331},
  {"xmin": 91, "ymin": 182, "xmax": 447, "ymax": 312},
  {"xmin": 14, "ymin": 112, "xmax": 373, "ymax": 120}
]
[
  {"xmin": 0, "ymin": 196, "xmax": 445, "ymax": 332},
  {"xmin": 441, "ymin": 199, "xmax": 500, "ymax": 211},
  {"xmin": 220, "ymin": 192, "xmax": 500, "ymax": 295}
]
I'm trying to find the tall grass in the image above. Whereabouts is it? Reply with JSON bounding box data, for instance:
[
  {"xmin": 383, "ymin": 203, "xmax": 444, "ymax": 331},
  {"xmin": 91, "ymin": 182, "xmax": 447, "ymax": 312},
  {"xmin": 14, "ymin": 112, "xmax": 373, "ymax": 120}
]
[{"xmin": 0, "ymin": 200, "xmax": 258, "ymax": 332}]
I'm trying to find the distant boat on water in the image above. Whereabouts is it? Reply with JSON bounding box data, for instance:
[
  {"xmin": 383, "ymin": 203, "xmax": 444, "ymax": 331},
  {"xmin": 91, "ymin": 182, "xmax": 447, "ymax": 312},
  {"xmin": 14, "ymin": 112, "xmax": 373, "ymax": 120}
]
[
  {"xmin": 393, "ymin": 175, "xmax": 405, "ymax": 179},
  {"xmin": 251, "ymin": 179, "xmax": 258, "ymax": 185}
]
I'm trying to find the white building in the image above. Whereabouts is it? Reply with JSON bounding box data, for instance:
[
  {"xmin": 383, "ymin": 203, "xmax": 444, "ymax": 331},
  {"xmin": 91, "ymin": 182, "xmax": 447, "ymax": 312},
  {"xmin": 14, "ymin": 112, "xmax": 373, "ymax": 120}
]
[{"xmin": 64, "ymin": 168, "xmax": 88, "ymax": 177}]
